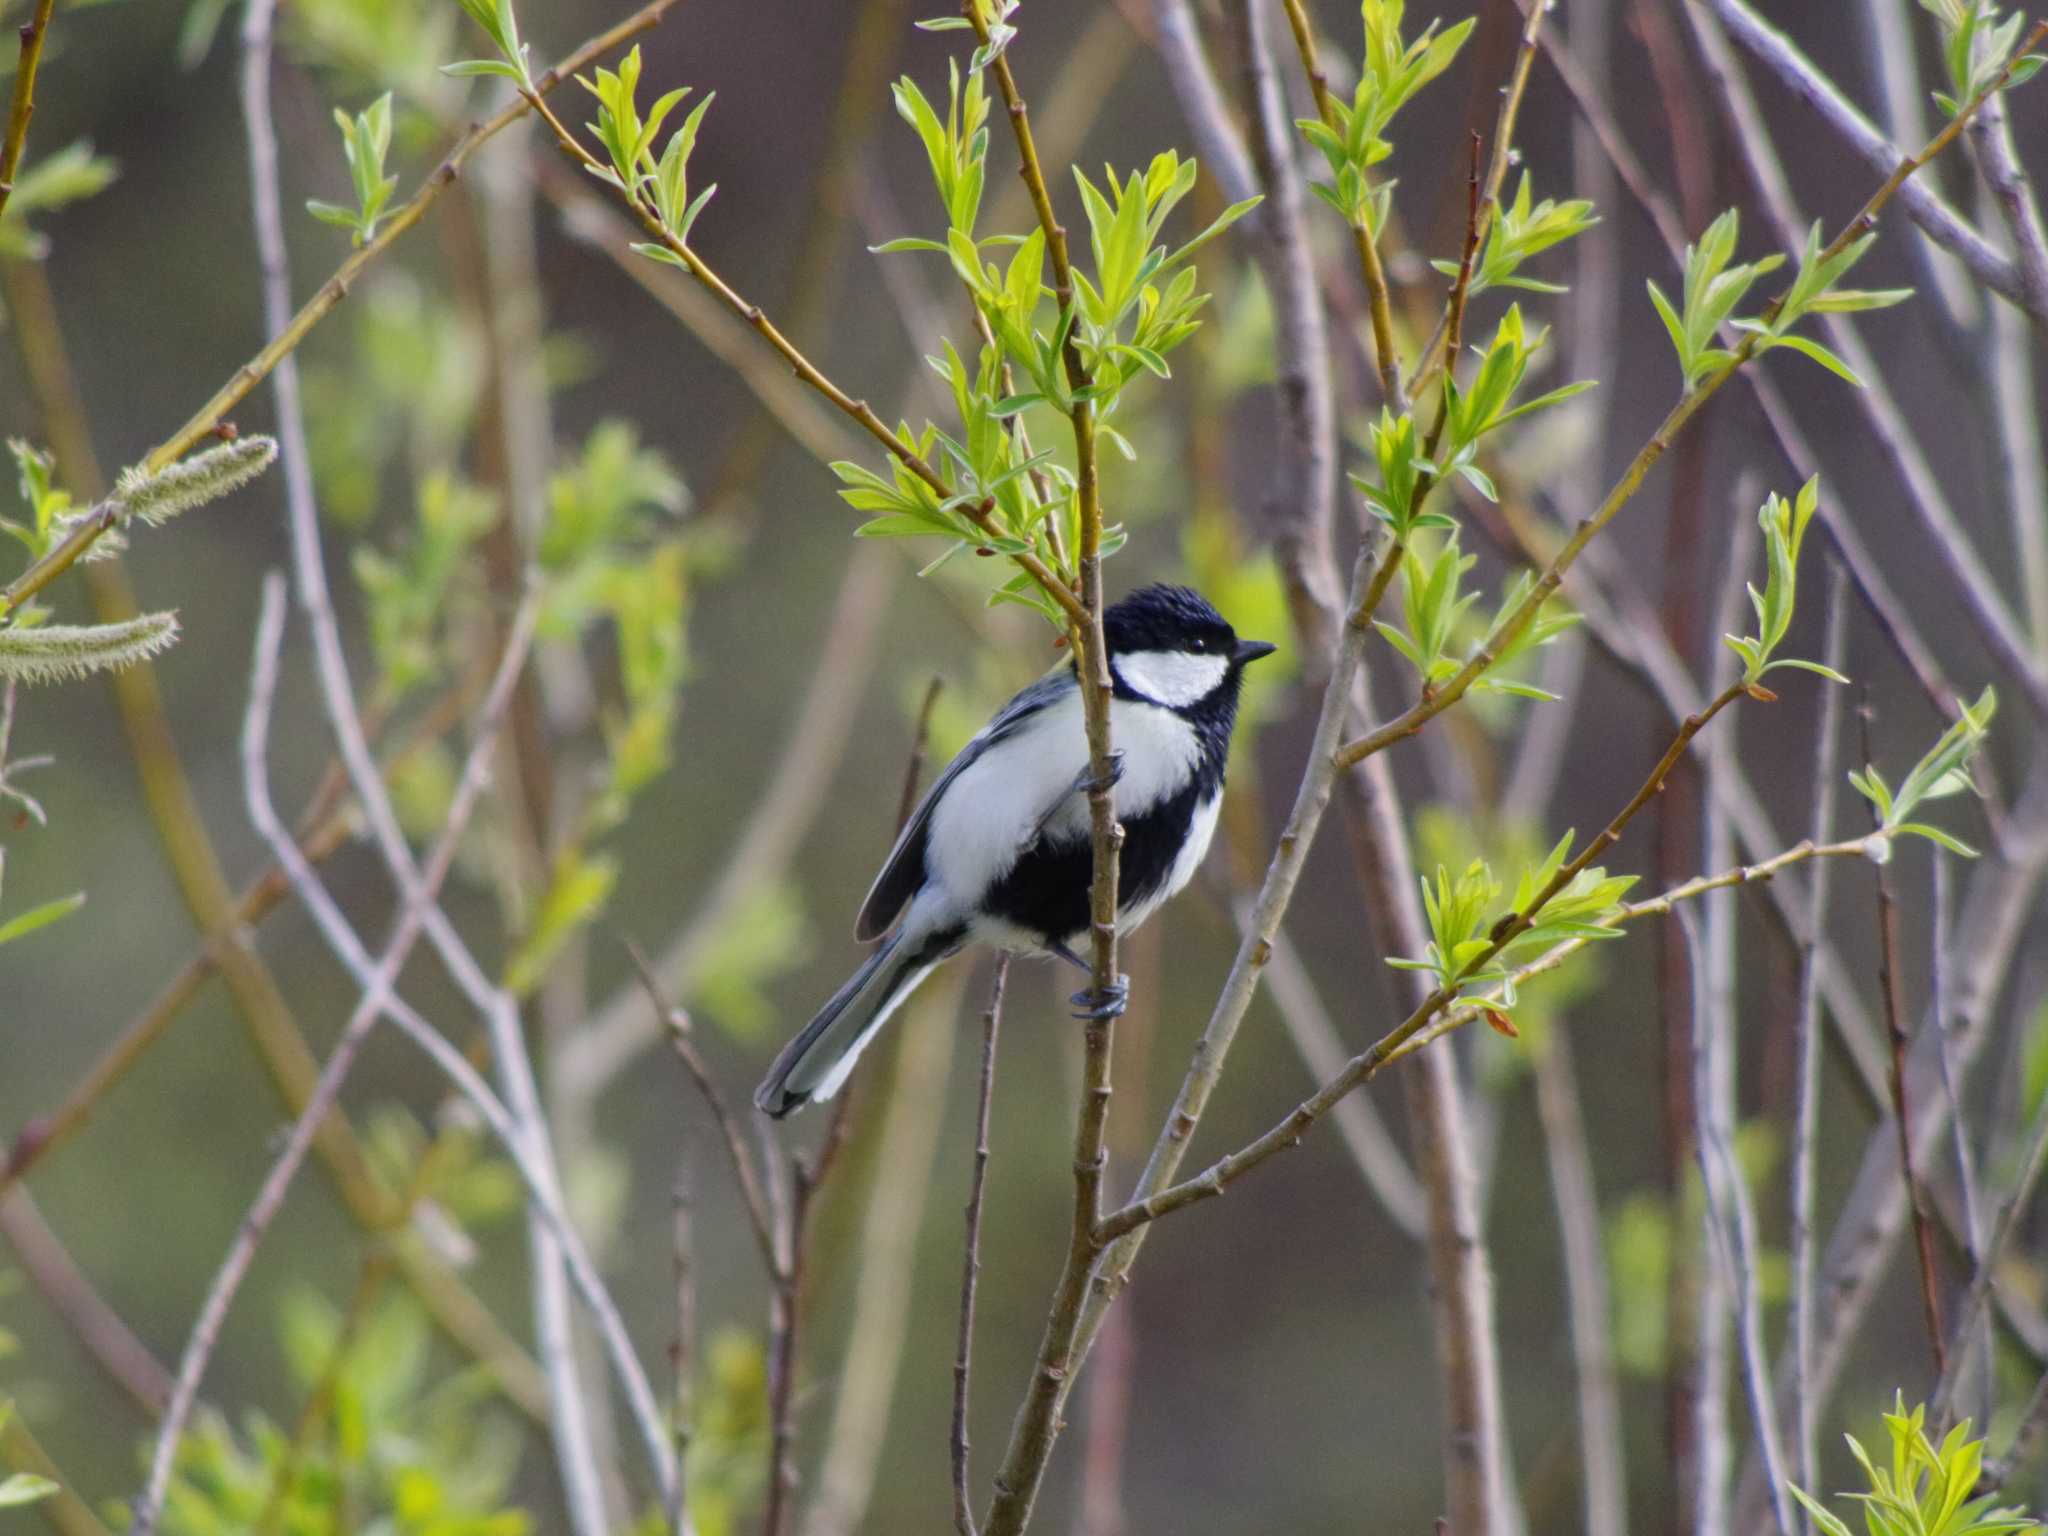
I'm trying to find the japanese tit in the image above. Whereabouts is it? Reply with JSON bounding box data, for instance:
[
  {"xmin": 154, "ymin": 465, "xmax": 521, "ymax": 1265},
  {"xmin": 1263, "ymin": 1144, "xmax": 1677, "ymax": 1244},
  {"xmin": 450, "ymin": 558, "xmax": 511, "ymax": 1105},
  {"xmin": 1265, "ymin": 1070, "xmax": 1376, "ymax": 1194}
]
[{"xmin": 753, "ymin": 583, "xmax": 1275, "ymax": 1118}]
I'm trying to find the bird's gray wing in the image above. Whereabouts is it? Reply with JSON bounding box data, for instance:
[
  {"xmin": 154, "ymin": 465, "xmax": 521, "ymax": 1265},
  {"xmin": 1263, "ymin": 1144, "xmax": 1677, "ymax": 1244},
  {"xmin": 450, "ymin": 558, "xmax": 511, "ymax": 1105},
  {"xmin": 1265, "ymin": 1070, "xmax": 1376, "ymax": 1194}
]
[{"xmin": 853, "ymin": 668, "xmax": 1074, "ymax": 941}]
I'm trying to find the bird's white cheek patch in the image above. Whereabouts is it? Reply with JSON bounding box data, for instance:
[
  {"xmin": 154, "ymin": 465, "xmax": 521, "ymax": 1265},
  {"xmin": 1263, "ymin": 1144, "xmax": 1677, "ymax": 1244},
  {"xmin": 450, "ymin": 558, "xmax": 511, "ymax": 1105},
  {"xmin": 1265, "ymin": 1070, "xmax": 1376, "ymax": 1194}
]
[{"xmin": 1117, "ymin": 649, "xmax": 1228, "ymax": 708}]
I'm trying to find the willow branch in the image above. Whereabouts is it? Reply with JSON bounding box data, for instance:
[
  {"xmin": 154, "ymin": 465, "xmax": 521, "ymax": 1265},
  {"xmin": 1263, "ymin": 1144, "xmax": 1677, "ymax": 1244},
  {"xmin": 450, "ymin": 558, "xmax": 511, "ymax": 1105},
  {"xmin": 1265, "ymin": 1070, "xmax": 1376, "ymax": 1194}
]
[
  {"xmin": 1704, "ymin": 0, "xmax": 2036, "ymax": 324},
  {"xmin": 1277, "ymin": 0, "xmax": 1402, "ymax": 401},
  {"xmin": 1334, "ymin": 29, "xmax": 2041, "ymax": 770},
  {"xmin": 953, "ymin": 959, "xmax": 1008, "ymax": 1536},
  {"xmin": 0, "ymin": 0, "xmax": 679, "ymax": 620},
  {"xmin": 0, "ymin": 0, "xmax": 56, "ymax": 222}
]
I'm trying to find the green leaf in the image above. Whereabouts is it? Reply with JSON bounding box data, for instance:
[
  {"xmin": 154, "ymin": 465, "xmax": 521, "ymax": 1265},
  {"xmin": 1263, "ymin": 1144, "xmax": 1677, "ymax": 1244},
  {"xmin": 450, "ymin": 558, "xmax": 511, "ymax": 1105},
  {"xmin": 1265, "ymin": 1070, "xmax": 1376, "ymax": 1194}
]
[
  {"xmin": 0, "ymin": 892, "xmax": 86, "ymax": 947},
  {"xmin": 1890, "ymin": 822, "xmax": 1981, "ymax": 857},
  {"xmin": 0, "ymin": 1473, "xmax": 59, "ymax": 1509},
  {"xmin": 440, "ymin": 57, "xmax": 528, "ymax": 79},
  {"xmin": 1766, "ymin": 333, "xmax": 1865, "ymax": 386}
]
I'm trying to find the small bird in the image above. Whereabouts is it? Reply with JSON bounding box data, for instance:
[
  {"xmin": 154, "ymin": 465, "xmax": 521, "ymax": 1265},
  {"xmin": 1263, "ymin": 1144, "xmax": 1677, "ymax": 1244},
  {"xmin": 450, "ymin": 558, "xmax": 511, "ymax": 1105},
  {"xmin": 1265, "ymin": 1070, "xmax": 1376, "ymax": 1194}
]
[{"xmin": 754, "ymin": 582, "xmax": 1275, "ymax": 1117}]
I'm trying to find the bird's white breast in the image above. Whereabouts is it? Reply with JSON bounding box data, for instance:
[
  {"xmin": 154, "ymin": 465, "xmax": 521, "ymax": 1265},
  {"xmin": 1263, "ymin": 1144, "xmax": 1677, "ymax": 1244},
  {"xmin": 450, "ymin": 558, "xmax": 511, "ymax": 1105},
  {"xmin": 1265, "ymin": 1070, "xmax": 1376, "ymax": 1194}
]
[{"xmin": 923, "ymin": 686, "xmax": 1204, "ymax": 906}]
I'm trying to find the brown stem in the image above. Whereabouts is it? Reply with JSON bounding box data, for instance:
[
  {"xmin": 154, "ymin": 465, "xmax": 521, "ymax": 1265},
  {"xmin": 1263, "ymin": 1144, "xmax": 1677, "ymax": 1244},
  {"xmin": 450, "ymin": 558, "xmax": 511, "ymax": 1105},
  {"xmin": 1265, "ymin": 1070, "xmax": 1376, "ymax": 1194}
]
[
  {"xmin": 0, "ymin": 0, "xmax": 56, "ymax": 222},
  {"xmin": 1860, "ymin": 693, "xmax": 1948, "ymax": 1381},
  {"xmin": 954, "ymin": 958, "xmax": 1009, "ymax": 1536},
  {"xmin": 1276, "ymin": 0, "xmax": 1403, "ymax": 402}
]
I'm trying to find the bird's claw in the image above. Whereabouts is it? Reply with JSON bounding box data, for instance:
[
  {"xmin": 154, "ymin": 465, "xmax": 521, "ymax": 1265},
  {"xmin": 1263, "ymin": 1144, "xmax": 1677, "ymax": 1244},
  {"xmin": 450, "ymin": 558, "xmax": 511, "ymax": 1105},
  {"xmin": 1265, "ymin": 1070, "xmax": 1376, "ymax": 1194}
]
[
  {"xmin": 1069, "ymin": 974, "xmax": 1130, "ymax": 1021},
  {"xmin": 1082, "ymin": 752, "xmax": 1125, "ymax": 797}
]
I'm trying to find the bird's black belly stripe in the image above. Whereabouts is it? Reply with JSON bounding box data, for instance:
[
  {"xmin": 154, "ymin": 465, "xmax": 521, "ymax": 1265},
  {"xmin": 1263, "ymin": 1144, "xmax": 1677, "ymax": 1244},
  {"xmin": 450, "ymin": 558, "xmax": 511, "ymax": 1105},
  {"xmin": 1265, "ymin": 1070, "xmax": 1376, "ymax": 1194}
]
[{"xmin": 980, "ymin": 775, "xmax": 1207, "ymax": 946}]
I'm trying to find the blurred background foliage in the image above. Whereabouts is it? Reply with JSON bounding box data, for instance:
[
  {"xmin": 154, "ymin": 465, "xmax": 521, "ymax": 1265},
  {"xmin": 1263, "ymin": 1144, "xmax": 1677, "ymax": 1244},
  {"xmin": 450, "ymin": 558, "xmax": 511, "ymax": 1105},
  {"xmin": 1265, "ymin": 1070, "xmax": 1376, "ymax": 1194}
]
[{"xmin": 0, "ymin": 0, "xmax": 2046, "ymax": 1532}]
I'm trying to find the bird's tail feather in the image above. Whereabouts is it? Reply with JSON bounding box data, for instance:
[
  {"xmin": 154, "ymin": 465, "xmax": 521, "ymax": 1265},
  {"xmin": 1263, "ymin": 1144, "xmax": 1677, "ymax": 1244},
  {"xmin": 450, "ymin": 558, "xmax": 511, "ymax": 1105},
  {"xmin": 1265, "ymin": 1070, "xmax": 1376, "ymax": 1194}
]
[{"xmin": 753, "ymin": 930, "xmax": 948, "ymax": 1117}]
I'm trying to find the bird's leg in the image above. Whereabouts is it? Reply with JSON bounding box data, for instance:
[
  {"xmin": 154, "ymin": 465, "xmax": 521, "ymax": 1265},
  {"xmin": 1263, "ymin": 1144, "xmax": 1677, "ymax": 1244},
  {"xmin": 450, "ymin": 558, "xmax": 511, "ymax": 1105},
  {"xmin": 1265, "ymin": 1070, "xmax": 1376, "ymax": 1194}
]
[{"xmin": 1051, "ymin": 941, "xmax": 1130, "ymax": 1020}]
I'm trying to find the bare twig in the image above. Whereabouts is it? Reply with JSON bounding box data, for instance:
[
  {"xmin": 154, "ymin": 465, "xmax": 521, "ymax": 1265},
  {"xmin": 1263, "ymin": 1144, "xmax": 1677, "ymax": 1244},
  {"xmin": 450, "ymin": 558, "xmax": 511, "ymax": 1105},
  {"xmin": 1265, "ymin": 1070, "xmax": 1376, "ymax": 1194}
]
[
  {"xmin": 0, "ymin": 0, "xmax": 56, "ymax": 222},
  {"xmin": 670, "ymin": 1157, "xmax": 695, "ymax": 1536},
  {"xmin": 953, "ymin": 958, "xmax": 1008, "ymax": 1536},
  {"xmin": 629, "ymin": 942, "xmax": 778, "ymax": 1276},
  {"xmin": 1859, "ymin": 690, "xmax": 1948, "ymax": 1382},
  {"xmin": 801, "ymin": 975, "xmax": 966, "ymax": 1536}
]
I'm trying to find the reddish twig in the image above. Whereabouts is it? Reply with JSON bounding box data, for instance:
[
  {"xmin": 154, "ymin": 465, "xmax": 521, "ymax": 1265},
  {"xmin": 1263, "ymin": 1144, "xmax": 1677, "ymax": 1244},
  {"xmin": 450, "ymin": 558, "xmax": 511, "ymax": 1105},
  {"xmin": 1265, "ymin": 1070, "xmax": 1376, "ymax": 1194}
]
[{"xmin": 953, "ymin": 958, "xmax": 1008, "ymax": 1536}]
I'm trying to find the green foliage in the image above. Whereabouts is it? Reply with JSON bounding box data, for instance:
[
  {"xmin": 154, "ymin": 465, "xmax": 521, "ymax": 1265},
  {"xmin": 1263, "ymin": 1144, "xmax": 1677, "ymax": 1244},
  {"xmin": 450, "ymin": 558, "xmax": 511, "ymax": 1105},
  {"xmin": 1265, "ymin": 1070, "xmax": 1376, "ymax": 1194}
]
[
  {"xmin": 690, "ymin": 883, "xmax": 812, "ymax": 1042},
  {"xmin": 361, "ymin": 1104, "xmax": 522, "ymax": 1234},
  {"xmin": 883, "ymin": 63, "xmax": 988, "ymax": 242},
  {"xmin": 308, "ymin": 93, "xmax": 400, "ymax": 246},
  {"xmin": 1918, "ymin": 0, "xmax": 2045, "ymax": 114},
  {"xmin": 1431, "ymin": 304, "xmax": 1594, "ymax": 497},
  {"xmin": 351, "ymin": 471, "xmax": 498, "ymax": 700},
  {"xmin": 1374, "ymin": 534, "xmax": 1578, "ymax": 702},
  {"xmin": 1297, "ymin": 0, "xmax": 1474, "ymax": 234},
  {"xmin": 1722, "ymin": 475, "xmax": 1851, "ymax": 689},
  {"xmin": 1649, "ymin": 210, "xmax": 1910, "ymax": 391},
  {"xmin": 1646, "ymin": 210, "xmax": 1785, "ymax": 390},
  {"xmin": 445, "ymin": 0, "xmax": 531, "ymax": 85},
  {"xmin": 1790, "ymin": 1393, "xmax": 2043, "ymax": 1536},
  {"xmin": 0, "ymin": 139, "xmax": 119, "ymax": 260},
  {"xmin": 577, "ymin": 46, "xmax": 718, "ymax": 255},
  {"xmin": 0, "ymin": 1403, "xmax": 58, "ymax": 1513},
  {"xmin": 1428, "ymin": 173, "xmax": 1599, "ymax": 297},
  {"xmin": 154, "ymin": 1290, "xmax": 532, "ymax": 1536},
  {"xmin": 1850, "ymin": 686, "xmax": 1997, "ymax": 859},
  {"xmin": 1, "ymin": 440, "xmax": 71, "ymax": 563},
  {"xmin": 1388, "ymin": 830, "xmax": 1634, "ymax": 1014},
  {"xmin": 505, "ymin": 847, "xmax": 619, "ymax": 997},
  {"xmin": 0, "ymin": 850, "xmax": 84, "ymax": 950},
  {"xmin": 1732, "ymin": 220, "xmax": 1912, "ymax": 386}
]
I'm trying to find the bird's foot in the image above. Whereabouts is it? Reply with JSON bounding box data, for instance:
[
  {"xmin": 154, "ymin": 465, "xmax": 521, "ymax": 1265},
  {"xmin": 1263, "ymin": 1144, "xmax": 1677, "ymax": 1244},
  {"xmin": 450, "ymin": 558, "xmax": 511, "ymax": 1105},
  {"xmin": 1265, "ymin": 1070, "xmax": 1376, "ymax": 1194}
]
[
  {"xmin": 1070, "ymin": 974, "xmax": 1130, "ymax": 1021},
  {"xmin": 1083, "ymin": 751, "xmax": 1125, "ymax": 796}
]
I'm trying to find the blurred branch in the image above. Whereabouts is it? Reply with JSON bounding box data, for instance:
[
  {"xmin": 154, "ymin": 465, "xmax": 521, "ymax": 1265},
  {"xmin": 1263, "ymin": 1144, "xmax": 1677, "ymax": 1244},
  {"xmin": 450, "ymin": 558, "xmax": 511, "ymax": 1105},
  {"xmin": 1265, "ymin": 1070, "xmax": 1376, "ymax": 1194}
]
[
  {"xmin": 0, "ymin": 0, "xmax": 682, "ymax": 613},
  {"xmin": 566, "ymin": 547, "xmax": 892, "ymax": 1099},
  {"xmin": 0, "ymin": 1396, "xmax": 111, "ymax": 1536},
  {"xmin": 1680, "ymin": 2, "xmax": 2048, "ymax": 719},
  {"xmin": 1703, "ymin": 0, "xmax": 2037, "ymax": 325},
  {"xmin": 237, "ymin": 5, "xmax": 615, "ymax": 1521},
  {"xmin": 0, "ymin": 0, "xmax": 56, "ymax": 223},
  {"xmin": 952, "ymin": 958, "xmax": 1007, "ymax": 1536},
  {"xmin": 0, "ymin": 1189, "xmax": 171, "ymax": 1416},
  {"xmin": 797, "ymin": 972, "xmax": 966, "ymax": 1536},
  {"xmin": 1680, "ymin": 905, "xmax": 1795, "ymax": 1536},
  {"xmin": 1788, "ymin": 565, "xmax": 1849, "ymax": 1504},
  {"xmin": 131, "ymin": 576, "xmax": 542, "ymax": 1536}
]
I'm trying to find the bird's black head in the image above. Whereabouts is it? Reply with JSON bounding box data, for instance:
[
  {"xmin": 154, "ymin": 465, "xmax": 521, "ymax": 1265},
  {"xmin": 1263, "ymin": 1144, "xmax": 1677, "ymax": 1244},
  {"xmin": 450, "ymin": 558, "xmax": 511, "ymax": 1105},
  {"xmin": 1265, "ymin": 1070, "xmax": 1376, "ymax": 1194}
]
[{"xmin": 1101, "ymin": 583, "xmax": 1277, "ymax": 714}]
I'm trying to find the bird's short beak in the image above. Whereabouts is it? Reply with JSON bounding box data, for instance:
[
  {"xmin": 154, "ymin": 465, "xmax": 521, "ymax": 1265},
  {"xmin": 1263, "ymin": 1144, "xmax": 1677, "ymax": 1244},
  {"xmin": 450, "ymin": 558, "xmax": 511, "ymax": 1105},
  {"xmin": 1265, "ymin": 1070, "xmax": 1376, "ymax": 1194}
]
[{"xmin": 1234, "ymin": 638, "xmax": 1278, "ymax": 664}]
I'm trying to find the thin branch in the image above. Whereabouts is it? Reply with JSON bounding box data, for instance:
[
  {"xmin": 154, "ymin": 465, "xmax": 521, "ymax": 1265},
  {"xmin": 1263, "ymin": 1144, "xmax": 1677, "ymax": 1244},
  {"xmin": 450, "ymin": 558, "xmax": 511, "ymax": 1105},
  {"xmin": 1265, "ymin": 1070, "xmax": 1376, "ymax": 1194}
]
[
  {"xmin": 1680, "ymin": 2, "xmax": 2048, "ymax": 719},
  {"xmin": 0, "ymin": 0, "xmax": 681, "ymax": 620},
  {"xmin": 0, "ymin": 1188, "xmax": 172, "ymax": 1416},
  {"xmin": 626, "ymin": 940, "xmax": 777, "ymax": 1281},
  {"xmin": 1276, "ymin": 0, "xmax": 1403, "ymax": 400},
  {"xmin": 1679, "ymin": 906, "xmax": 1796, "ymax": 1536},
  {"xmin": 1101, "ymin": 681, "xmax": 1755, "ymax": 1239},
  {"xmin": 1789, "ymin": 564, "xmax": 1849, "ymax": 1509},
  {"xmin": 0, "ymin": 0, "xmax": 56, "ymax": 222},
  {"xmin": 232, "ymin": 575, "xmax": 679, "ymax": 1509},
  {"xmin": 801, "ymin": 973, "xmax": 966, "ymax": 1536},
  {"xmin": 1705, "ymin": 0, "xmax": 2036, "ymax": 325},
  {"xmin": 670, "ymin": 1157, "xmax": 695, "ymax": 1536},
  {"xmin": 237, "ymin": 8, "xmax": 613, "ymax": 1523},
  {"xmin": 1859, "ymin": 690, "xmax": 1948, "ymax": 1382},
  {"xmin": 130, "ymin": 577, "xmax": 534, "ymax": 1536},
  {"xmin": 1406, "ymin": 0, "xmax": 1549, "ymax": 397},
  {"xmin": 954, "ymin": 958, "xmax": 1008, "ymax": 1536}
]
